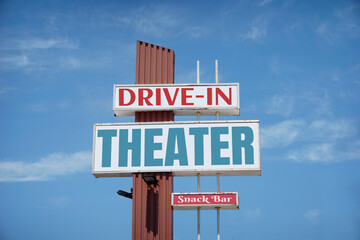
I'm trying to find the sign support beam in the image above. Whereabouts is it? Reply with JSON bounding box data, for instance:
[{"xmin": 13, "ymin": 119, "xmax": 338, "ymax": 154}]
[
  {"xmin": 197, "ymin": 60, "xmax": 201, "ymax": 240},
  {"xmin": 216, "ymin": 60, "xmax": 221, "ymax": 240},
  {"xmin": 132, "ymin": 40, "xmax": 174, "ymax": 240}
]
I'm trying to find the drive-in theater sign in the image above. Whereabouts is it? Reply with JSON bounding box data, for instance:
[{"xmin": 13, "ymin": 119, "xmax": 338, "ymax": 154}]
[
  {"xmin": 94, "ymin": 82, "xmax": 261, "ymax": 176},
  {"xmin": 92, "ymin": 41, "xmax": 261, "ymax": 240},
  {"xmin": 113, "ymin": 83, "xmax": 239, "ymax": 116},
  {"xmin": 93, "ymin": 120, "xmax": 260, "ymax": 177}
]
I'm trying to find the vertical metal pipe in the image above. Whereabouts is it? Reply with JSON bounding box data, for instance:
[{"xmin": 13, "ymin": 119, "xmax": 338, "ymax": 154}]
[
  {"xmin": 197, "ymin": 60, "xmax": 200, "ymax": 84},
  {"xmin": 217, "ymin": 208, "xmax": 220, "ymax": 240},
  {"xmin": 197, "ymin": 174, "xmax": 200, "ymax": 240},
  {"xmin": 197, "ymin": 61, "xmax": 201, "ymax": 240},
  {"xmin": 197, "ymin": 60, "xmax": 200, "ymax": 121},
  {"xmin": 216, "ymin": 59, "xmax": 220, "ymax": 240},
  {"xmin": 216, "ymin": 60, "xmax": 219, "ymax": 121},
  {"xmin": 197, "ymin": 174, "xmax": 201, "ymax": 192},
  {"xmin": 215, "ymin": 60, "xmax": 218, "ymax": 84},
  {"xmin": 217, "ymin": 174, "xmax": 220, "ymax": 240}
]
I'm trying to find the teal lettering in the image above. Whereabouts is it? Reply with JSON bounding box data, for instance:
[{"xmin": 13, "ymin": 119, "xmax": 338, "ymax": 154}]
[
  {"xmin": 211, "ymin": 127, "xmax": 230, "ymax": 165},
  {"xmin": 119, "ymin": 129, "xmax": 141, "ymax": 167},
  {"xmin": 145, "ymin": 129, "xmax": 163, "ymax": 166},
  {"xmin": 165, "ymin": 128, "xmax": 188, "ymax": 166},
  {"xmin": 232, "ymin": 127, "xmax": 254, "ymax": 164},
  {"xmin": 97, "ymin": 129, "xmax": 117, "ymax": 167},
  {"xmin": 189, "ymin": 127, "xmax": 208, "ymax": 165}
]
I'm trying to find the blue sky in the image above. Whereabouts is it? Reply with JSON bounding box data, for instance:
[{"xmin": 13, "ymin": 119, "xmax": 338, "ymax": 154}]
[{"xmin": 0, "ymin": 0, "xmax": 359, "ymax": 239}]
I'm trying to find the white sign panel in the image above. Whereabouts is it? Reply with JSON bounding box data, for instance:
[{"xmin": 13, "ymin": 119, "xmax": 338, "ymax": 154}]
[
  {"xmin": 92, "ymin": 120, "xmax": 260, "ymax": 177},
  {"xmin": 113, "ymin": 83, "xmax": 240, "ymax": 116}
]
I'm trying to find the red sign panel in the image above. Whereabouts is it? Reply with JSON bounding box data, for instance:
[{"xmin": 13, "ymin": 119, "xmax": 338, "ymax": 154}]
[{"xmin": 172, "ymin": 192, "xmax": 239, "ymax": 210}]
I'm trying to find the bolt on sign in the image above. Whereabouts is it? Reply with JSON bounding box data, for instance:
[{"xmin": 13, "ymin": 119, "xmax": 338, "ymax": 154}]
[
  {"xmin": 113, "ymin": 83, "xmax": 239, "ymax": 116},
  {"xmin": 172, "ymin": 192, "xmax": 239, "ymax": 210},
  {"xmin": 92, "ymin": 120, "xmax": 260, "ymax": 177}
]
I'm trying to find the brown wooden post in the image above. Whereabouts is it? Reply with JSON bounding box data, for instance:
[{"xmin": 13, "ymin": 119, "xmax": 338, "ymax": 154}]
[{"xmin": 132, "ymin": 41, "xmax": 174, "ymax": 240}]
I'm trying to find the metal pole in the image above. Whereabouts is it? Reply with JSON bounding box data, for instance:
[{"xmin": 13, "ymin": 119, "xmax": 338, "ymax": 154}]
[
  {"xmin": 197, "ymin": 174, "xmax": 201, "ymax": 240},
  {"xmin": 197, "ymin": 60, "xmax": 200, "ymax": 121},
  {"xmin": 215, "ymin": 60, "xmax": 218, "ymax": 84},
  {"xmin": 197, "ymin": 60, "xmax": 200, "ymax": 84},
  {"xmin": 217, "ymin": 174, "xmax": 220, "ymax": 240},
  {"xmin": 197, "ymin": 60, "xmax": 201, "ymax": 240},
  {"xmin": 217, "ymin": 207, "xmax": 220, "ymax": 240},
  {"xmin": 216, "ymin": 60, "xmax": 220, "ymax": 240},
  {"xmin": 216, "ymin": 60, "xmax": 220, "ymax": 121}
]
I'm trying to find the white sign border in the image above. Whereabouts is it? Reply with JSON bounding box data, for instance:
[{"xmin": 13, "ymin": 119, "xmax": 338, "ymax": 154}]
[
  {"xmin": 113, "ymin": 83, "xmax": 240, "ymax": 116},
  {"xmin": 92, "ymin": 120, "xmax": 261, "ymax": 178}
]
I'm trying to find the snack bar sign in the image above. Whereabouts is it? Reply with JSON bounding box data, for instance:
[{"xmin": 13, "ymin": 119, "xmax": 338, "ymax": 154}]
[
  {"xmin": 172, "ymin": 192, "xmax": 239, "ymax": 210},
  {"xmin": 92, "ymin": 120, "xmax": 260, "ymax": 177},
  {"xmin": 113, "ymin": 83, "xmax": 239, "ymax": 116}
]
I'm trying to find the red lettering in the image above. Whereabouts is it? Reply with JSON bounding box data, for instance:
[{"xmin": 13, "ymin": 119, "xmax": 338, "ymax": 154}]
[
  {"xmin": 164, "ymin": 88, "xmax": 179, "ymax": 106},
  {"xmin": 156, "ymin": 88, "xmax": 161, "ymax": 106},
  {"xmin": 216, "ymin": 88, "xmax": 232, "ymax": 105},
  {"xmin": 207, "ymin": 88, "xmax": 212, "ymax": 105},
  {"xmin": 181, "ymin": 88, "xmax": 194, "ymax": 106},
  {"xmin": 119, "ymin": 89, "xmax": 136, "ymax": 106},
  {"xmin": 139, "ymin": 88, "xmax": 153, "ymax": 106}
]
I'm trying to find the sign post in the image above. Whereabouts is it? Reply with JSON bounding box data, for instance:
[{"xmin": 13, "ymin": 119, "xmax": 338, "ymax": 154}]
[{"xmin": 132, "ymin": 41, "xmax": 174, "ymax": 240}]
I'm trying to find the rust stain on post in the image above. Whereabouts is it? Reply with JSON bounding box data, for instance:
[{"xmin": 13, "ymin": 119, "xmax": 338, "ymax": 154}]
[{"xmin": 132, "ymin": 40, "xmax": 174, "ymax": 240}]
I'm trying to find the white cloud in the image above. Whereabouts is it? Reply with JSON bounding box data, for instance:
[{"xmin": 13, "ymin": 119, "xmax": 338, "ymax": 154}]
[
  {"xmin": 175, "ymin": 26, "xmax": 210, "ymax": 39},
  {"xmin": 0, "ymin": 151, "xmax": 92, "ymax": 182},
  {"xmin": 60, "ymin": 57, "xmax": 83, "ymax": 69},
  {"xmin": 267, "ymin": 95, "xmax": 294, "ymax": 116},
  {"xmin": 315, "ymin": 22, "xmax": 337, "ymax": 44},
  {"xmin": 0, "ymin": 87, "xmax": 17, "ymax": 98},
  {"xmin": 288, "ymin": 140, "xmax": 360, "ymax": 163},
  {"xmin": 262, "ymin": 118, "xmax": 357, "ymax": 148},
  {"xmin": 335, "ymin": 5, "xmax": 360, "ymax": 38},
  {"xmin": 262, "ymin": 118, "xmax": 359, "ymax": 163},
  {"xmin": 259, "ymin": 0, "xmax": 275, "ymax": 7},
  {"xmin": 240, "ymin": 17, "xmax": 268, "ymax": 42},
  {"xmin": 1, "ymin": 37, "xmax": 79, "ymax": 51},
  {"xmin": 269, "ymin": 58, "xmax": 279, "ymax": 75},
  {"xmin": 50, "ymin": 196, "xmax": 70, "ymax": 208},
  {"xmin": 244, "ymin": 207, "xmax": 262, "ymax": 222},
  {"xmin": 304, "ymin": 209, "xmax": 320, "ymax": 225},
  {"xmin": 18, "ymin": 37, "xmax": 79, "ymax": 50},
  {"xmin": 308, "ymin": 118, "xmax": 357, "ymax": 140},
  {"xmin": 314, "ymin": 5, "xmax": 360, "ymax": 44},
  {"xmin": 0, "ymin": 55, "xmax": 31, "ymax": 70},
  {"xmin": 26, "ymin": 103, "xmax": 50, "ymax": 112},
  {"xmin": 117, "ymin": 5, "xmax": 208, "ymax": 39},
  {"xmin": 0, "ymin": 37, "xmax": 80, "ymax": 71},
  {"xmin": 265, "ymin": 87, "xmax": 334, "ymax": 118},
  {"xmin": 132, "ymin": 6, "xmax": 179, "ymax": 38},
  {"xmin": 261, "ymin": 119, "xmax": 305, "ymax": 148},
  {"xmin": 1, "ymin": 37, "xmax": 133, "ymax": 72},
  {"xmin": 24, "ymin": 101, "xmax": 71, "ymax": 112},
  {"xmin": 288, "ymin": 143, "xmax": 336, "ymax": 163}
]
